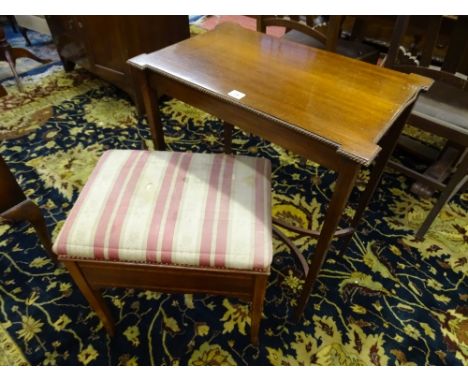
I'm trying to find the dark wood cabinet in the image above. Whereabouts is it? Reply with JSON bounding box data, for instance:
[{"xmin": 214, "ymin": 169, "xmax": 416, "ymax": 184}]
[{"xmin": 46, "ymin": 16, "xmax": 190, "ymax": 111}]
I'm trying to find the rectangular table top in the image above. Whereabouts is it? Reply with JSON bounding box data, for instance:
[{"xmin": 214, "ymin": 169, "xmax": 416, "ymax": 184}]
[{"xmin": 128, "ymin": 23, "xmax": 433, "ymax": 165}]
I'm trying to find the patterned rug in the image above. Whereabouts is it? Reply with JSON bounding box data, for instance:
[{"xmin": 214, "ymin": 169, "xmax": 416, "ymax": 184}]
[{"xmin": 0, "ymin": 61, "xmax": 467, "ymax": 365}]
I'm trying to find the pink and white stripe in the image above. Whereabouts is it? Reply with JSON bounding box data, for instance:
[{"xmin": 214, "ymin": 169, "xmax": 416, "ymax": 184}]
[
  {"xmin": 92, "ymin": 150, "xmax": 143, "ymax": 260},
  {"xmin": 53, "ymin": 150, "xmax": 273, "ymax": 271}
]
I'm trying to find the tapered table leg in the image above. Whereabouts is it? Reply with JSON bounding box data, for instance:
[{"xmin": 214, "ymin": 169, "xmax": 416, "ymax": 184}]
[
  {"xmin": 338, "ymin": 103, "xmax": 414, "ymax": 257},
  {"xmin": 294, "ymin": 102, "xmax": 415, "ymax": 320},
  {"xmin": 131, "ymin": 67, "xmax": 166, "ymax": 150},
  {"xmin": 294, "ymin": 159, "xmax": 360, "ymax": 321},
  {"xmin": 224, "ymin": 122, "xmax": 233, "ymax": 154}
]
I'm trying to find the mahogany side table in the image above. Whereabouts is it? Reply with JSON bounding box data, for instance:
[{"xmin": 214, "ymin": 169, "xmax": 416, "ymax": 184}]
[{"xmin": 128, "ymin": 23, "xmax": 432, "ymax": 321}]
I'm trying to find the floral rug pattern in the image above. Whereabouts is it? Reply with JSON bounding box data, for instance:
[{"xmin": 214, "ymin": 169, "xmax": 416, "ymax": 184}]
[{"xmin": 0, "ymin": 64, "xmax": 467, "ymax": 365}]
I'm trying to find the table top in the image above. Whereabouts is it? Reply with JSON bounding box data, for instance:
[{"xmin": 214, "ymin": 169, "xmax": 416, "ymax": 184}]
[{"xmin": 128, "ymin": 23, "xmax": 433, "ymax": 165}]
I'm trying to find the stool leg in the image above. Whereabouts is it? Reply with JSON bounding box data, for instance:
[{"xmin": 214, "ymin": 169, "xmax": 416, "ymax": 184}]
[
  {"xmin": 250, "ymin": 274, "xmax": 268, "ymax": 346},
  {"xmin": 63, "ymin": 261, "xmax": 116, "ymax": 336}
]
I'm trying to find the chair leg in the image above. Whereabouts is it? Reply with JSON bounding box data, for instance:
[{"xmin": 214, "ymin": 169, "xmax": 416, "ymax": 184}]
[
  {"xmin": 59, "ymin": 53, "xmax": 76, "ymax": 72},
  {"xmin": 250, "ymin": 273, "xmax": 268, "ymax": 346},
  {"xmin": 25, "ymin": 201, "xmax": 57, "ymax": 262},
  {"xmin": 1, "ymin": 199, "xmax": 57, "ymax": 262},
  {"xmin": 416, "ymin": 152, "xmax": 468, "ymax": 240},
  {"xmin": 338, "ymin": 102, "xmax": 412, "ymax": 258},
  {"xmin": 19, "ymin": 27, "xmax": 31, "ymax": 46},
  {"xmin": 10, "ymin": 46, "xmax": 51, "ymax": 65},
  {"xmin": 411, "ymin": 143, "xmax": 462, "ymax": 198},
  {"xmin": 3, "ymin": 48, "xmax": 23, "ymax": 91},
  {"xmin": 63, "ymin": 261, "xmax": 116, "ymax": 336},
  {"xmin": 7, "ymin": 16, "xmax": 18, "ymax": 33}
]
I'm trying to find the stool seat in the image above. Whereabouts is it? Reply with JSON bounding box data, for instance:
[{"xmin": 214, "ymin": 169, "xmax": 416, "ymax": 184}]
[{"xmin": 53, "ymin": 150, "xmax": 273, "ymax": 272}]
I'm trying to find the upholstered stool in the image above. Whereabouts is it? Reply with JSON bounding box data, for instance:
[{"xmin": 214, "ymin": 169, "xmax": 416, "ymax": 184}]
[{"xmin": 53, "ymin": 150, "xmax": 272, "ymax": 344}]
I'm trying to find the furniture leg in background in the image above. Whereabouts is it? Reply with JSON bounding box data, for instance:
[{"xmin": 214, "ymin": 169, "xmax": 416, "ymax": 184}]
[
  {"xmin": 5, "ymin": 15, "xmax": 34, "ymax": 44},
  {"xmin": 0, "ymin": 26, "xmax": 51, "ymax": 92},
  {"xmin": 293, "ymin": 159, "xmax": 359, "ymax": 320},
  {"xmin": 337, "ymin": 104, "xmax": 413, "ymax": 257},
  {"xmin": 415, "ymin": 149, "xmax": 468, "ymax": 240},
  {"xmin": 0, "ymin": 155, "xmax": 56, "ymax": 261}
]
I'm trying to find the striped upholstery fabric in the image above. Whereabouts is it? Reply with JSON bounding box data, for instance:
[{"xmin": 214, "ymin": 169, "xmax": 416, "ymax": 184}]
[{"xmin": 53, "ymin": 150, "xmax": 273, "ymax": 271}]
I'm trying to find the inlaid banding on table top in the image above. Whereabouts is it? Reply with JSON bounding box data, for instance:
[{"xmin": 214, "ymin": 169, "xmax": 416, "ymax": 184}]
[{"xmin": 128, "ymin": 23, "xmax": 433, "ymax": 166}]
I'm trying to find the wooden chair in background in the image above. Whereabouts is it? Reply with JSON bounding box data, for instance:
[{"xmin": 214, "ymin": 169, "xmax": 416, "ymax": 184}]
[
  {"xmin": 384, "ymin": 15, "xmax": 468, "ymax": 239},
  {"xmin": 256, "ymin": 15, "xmax": 380, "ymax": 63},
  {"xmin": 0, "ymin": 25, "xmax": 50, "ymax": 93},
  {"xmin": 0, "ymin": 154, "xmax": 55, "ymax": 260}
]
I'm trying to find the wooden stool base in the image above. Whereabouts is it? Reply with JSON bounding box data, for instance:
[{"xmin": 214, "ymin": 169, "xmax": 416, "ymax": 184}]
[{"xmin": 61, "ymin": 259, "xmax": 269, "ymax": 345}]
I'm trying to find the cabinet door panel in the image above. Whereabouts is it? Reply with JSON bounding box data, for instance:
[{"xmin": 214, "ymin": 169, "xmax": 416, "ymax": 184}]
[
  {"xmin": 47, "ymin": 16, "xmax": 190, "ymax": 110},
  {"xmin": 82, "ymin": 16, "xmax": 128, "ymax": 83}
]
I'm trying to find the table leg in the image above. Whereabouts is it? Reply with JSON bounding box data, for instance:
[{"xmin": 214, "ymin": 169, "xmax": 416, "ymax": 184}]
[
  {"xmin": 224, "ymin": 122, "xmax": 233, "ymax": 154},
  {"xmin": 294, "ymin": 160, "xmax": 360, "ymax": 321},
  {"xmin": 337, "ymin": 103, "xmax": 414, "ymax": 257},
  {"xmin": 131, "ymin": 67, "xmax": 166, "ymax": 150}
]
